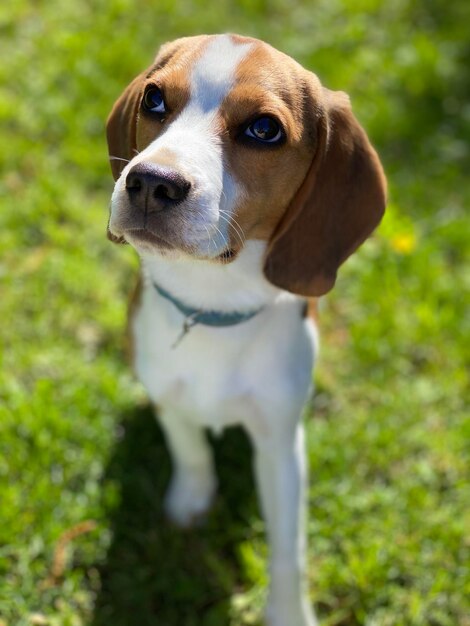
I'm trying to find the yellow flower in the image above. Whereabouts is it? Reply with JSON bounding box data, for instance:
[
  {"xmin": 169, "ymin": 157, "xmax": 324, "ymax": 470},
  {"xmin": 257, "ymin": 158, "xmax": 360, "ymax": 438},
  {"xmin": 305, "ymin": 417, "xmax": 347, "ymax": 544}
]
[{"xmin": 391, "ymin": 232, "xmax": 416, "ymax": 254}]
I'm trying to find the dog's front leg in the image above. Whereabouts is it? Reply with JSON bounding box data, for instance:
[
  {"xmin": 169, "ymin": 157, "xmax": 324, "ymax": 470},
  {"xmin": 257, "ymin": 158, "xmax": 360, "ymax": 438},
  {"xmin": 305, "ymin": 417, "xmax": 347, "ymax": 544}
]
[
  {"xmin": 249, "ymin": 421, "xmax": 317, "ymax": 626},
  {"xmin": 156, "ymin": 406, "xmax": 217, "ymax": 527}
]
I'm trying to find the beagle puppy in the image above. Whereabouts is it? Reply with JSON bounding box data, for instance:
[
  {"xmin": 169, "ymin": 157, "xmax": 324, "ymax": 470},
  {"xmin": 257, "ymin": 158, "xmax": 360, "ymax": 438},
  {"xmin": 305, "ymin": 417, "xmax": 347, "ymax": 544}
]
[{"xmin": 106, "ymin": 34, "xmax": 386, "ymax": 626}]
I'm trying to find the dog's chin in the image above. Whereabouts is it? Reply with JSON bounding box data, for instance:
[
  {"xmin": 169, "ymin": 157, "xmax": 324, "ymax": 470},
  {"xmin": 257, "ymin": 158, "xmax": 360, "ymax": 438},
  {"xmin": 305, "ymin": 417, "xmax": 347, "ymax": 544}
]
[
  {"xmin": 122, "ymin": 228, "xmax": 239, "ymax": 264},
  {"xmin": 124, "ymin": 228, "xmax": 174, "ymax": 250}
]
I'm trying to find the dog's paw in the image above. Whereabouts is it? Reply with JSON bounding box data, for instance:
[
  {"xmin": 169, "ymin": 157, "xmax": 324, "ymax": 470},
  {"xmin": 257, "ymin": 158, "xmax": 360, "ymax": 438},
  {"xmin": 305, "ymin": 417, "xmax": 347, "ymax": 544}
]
[{"xmin": 164, "ymin": 468, "xmax": 216, "ymax": 527}]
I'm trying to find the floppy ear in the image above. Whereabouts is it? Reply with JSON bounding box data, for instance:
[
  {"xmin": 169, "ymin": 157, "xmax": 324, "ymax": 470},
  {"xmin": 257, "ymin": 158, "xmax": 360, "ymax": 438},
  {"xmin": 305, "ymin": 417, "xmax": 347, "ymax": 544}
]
[
  {"xmin": 106, "ymin": 72, "xmax": 148, "ymax": 182},
  {"xmin": 106, "ymin": 71, "xmax": 149, "ymax": 243},
  {"xmin": 263, "ymin": 86, "xmax": 386, "ymax": 297},
  {"xmin": 106, "ymin": 39, "xmax": 187, "ymax": 182}
]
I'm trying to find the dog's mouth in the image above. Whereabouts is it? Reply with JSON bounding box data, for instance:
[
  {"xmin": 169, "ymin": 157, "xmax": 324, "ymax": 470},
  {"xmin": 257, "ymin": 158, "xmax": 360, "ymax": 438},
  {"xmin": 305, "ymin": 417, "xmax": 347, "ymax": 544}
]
[
  {"xmin": 125, "ymin": 228, "xmax": 174, "ymax": 249},
  {"xmin": 217, "ymin": 248, "xmax": 238, "ymax": 263},
  {"xmin": 124, "ymin": 228, "xmax": 239, "ymax": 264}
]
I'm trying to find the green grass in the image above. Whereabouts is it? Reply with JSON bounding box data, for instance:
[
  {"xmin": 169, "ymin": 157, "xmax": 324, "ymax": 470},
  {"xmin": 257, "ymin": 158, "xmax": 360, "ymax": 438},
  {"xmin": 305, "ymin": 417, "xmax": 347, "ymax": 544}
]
[{"xmin": 1, "ymin": 0, "xmax": 469, "ymax": 624}]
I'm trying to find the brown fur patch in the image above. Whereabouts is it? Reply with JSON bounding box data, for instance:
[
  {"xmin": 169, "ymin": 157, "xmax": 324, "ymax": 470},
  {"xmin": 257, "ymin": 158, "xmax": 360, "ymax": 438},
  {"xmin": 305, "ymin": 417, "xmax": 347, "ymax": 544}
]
[
  {"xmin": 305, "ymin": 298, "xmax": 319, "ymax": 323},
  {"xmin": 219, "ymin": 41, "xmax": 321, "ymax": 250}
]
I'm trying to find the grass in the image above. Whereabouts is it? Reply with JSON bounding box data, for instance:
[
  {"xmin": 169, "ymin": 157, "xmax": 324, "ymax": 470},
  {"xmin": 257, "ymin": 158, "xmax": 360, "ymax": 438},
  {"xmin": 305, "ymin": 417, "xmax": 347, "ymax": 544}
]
[{"xmin": 0, "ymin": 0, "xmax": 469, "ymax": 624}]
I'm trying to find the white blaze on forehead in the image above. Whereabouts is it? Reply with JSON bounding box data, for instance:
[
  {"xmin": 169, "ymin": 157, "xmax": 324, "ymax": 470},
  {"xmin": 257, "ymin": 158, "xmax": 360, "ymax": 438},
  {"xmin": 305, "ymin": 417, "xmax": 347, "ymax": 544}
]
[{"xmin": 190, "ymin": 35, "xmax": 253, "ymax": 111}]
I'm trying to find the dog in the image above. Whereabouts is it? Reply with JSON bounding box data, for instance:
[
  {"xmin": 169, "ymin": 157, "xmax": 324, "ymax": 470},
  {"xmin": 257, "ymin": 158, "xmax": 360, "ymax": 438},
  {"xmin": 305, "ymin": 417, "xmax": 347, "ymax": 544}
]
[{"xmin": 106, "ymin": 34, "xmax": 386, "ymax": 626}]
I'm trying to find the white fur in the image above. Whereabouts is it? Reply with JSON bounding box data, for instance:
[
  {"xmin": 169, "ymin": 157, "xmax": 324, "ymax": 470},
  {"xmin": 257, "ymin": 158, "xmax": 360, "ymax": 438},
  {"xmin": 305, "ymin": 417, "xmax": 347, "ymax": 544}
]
[
  {"xmin": 112, "ymin": 35, "xmax": 319, "ymax": 626},
  {"xmin": 135, "ymin": 242, "xmax": 316, "ymax": 433},
  {"xmin": 141, "ymin": 240, "xmax": 280, "ymax": 311},
  {"xmin": 133, "ymin": 241, "xmax": 319, "ymax": 626}
]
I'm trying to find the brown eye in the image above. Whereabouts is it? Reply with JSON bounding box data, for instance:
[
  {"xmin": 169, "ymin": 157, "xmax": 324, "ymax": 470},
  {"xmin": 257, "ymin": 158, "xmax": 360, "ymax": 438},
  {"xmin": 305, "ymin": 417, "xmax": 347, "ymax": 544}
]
[
  {"xmin": 245, "ymin": 117, "xmax": 282, "ymax": 143},
  {"xmin": 143, "ymin": 87, "xmax": 166, "ymax": 114}
]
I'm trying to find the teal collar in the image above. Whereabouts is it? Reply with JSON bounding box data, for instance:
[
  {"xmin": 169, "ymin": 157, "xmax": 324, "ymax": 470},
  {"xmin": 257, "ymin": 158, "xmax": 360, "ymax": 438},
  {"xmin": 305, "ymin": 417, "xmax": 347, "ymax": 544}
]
[{"xmin": 153, "ymin": 282, "xmax": 263, "ymax": 344}]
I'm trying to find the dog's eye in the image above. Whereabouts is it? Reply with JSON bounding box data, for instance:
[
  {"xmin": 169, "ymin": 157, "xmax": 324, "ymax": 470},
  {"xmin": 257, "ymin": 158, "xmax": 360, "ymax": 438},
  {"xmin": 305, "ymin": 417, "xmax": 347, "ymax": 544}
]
[
  {"xmin": 143, "ymin": 87, "xmax": 166, "ymax": 114},
  {"xmin": 245, "ymin": 117, "xmax": 282, "ymax": 143}
]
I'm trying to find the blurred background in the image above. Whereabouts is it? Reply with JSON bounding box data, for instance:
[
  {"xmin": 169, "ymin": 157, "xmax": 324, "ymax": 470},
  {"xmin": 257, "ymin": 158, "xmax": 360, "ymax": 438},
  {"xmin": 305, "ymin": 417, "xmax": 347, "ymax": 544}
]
[{"xmin": 0, "ymin": 1, "xmax": 468, "ymax": 625}]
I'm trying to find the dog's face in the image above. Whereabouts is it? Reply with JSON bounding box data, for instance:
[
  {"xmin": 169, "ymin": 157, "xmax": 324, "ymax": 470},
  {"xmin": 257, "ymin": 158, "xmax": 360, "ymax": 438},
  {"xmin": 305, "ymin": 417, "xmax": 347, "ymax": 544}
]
[{"xmin": 107, "ymin": 34, "xmax": 386, "ymax": 296}]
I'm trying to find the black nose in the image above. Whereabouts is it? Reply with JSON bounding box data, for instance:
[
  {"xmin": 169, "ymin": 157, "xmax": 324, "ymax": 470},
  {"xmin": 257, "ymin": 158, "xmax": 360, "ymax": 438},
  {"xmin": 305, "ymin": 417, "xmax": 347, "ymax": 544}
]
[{"xmin": 125, "ymin": 163, "xmax": 191, "ymax": 211}]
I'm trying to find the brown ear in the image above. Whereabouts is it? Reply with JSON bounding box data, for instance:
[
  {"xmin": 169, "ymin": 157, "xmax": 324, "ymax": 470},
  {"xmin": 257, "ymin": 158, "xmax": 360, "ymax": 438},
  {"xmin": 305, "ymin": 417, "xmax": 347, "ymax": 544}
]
[
  {"xmin": 106, "ymin": 39, "xmax": 188, "ymax": 182},
  {"xmin": 106, "ymin": 71, "xmax": 150, "ymax": 243},
  {"xmin": 106, "ymin": 72, "xmax": 148, "ymax": 182},
  {"xmin": 105, "ymin": 40, "xmax": 190, "ymax": 243},
  {"xmin": 264, "ymin": 87, "xmax": 386, "ymax": 297}
]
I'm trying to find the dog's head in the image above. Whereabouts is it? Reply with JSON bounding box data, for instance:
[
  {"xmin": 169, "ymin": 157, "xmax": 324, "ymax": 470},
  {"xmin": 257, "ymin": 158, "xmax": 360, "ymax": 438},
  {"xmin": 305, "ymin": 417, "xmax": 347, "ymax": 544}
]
[{"xmin": 107, "ymin": 34, "xmax": 386, "ymax": 296}]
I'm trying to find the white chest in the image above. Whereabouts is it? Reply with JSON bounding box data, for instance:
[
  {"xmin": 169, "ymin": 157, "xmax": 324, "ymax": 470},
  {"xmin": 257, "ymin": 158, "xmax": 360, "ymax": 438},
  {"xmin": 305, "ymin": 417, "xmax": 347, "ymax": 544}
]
[
  {"xmin": 131, "ymin": 284, "xmax": 316, "ymax": 433},
  {"xmin": 130, "ymin": 243, "xmax": 317, "ymax": 433}
]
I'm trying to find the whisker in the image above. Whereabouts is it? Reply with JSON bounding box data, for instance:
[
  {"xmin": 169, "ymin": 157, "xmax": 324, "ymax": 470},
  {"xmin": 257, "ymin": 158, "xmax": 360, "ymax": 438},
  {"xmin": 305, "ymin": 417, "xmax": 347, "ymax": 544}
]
[
  {"xmin": 217, "ymin": 213, "xmax": 243, "ymax": 250},
  {"xmin": 109, "ymin": 156, "xmax": 131, "ymax": 163},
  {"xmin": 203, "ymin": 224, "xmax": 215, "ymax": 254},
  {"xmin": 212, "ymin": 223, "xmax": 229, "ymax": 252},
  {"xmin": 218, "ymin": 209, "xmax": 246, "ymax": 250},
  {"xmin": 219, "ymin": 210, "xmax": 246, "ymax": 245},
  {"xmin": 231, "ymin": 218, "xmax": 247, "ymax": 247},
  {"xmin": 190, "ymin": 206, "xmax": 229, "ymax": 254}
]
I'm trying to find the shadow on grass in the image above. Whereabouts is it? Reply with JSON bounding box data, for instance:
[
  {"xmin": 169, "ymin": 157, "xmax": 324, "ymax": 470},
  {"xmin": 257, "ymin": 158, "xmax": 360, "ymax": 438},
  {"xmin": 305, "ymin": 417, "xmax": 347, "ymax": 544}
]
[{"xmin": 92, "ymin": 404, "xmax": 259, "ymax": 626}]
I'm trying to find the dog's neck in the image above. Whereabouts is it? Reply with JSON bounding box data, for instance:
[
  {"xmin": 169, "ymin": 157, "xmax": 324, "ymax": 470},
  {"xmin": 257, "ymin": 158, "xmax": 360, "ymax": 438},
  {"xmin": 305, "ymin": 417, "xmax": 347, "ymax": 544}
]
[{"xmin": 141, "ymin": 240, "xmax": 285, "ymax": 313}]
